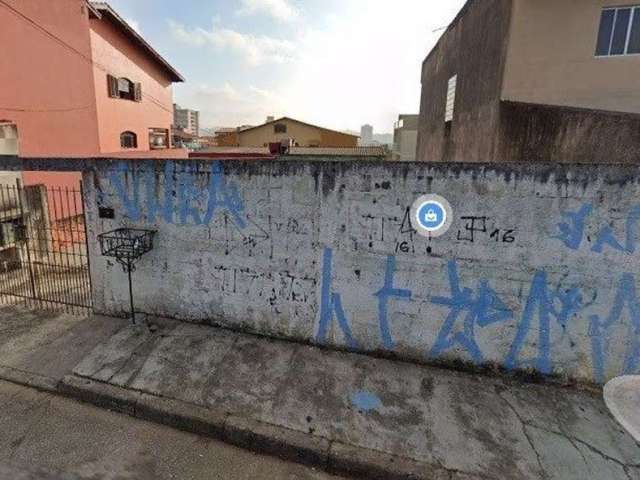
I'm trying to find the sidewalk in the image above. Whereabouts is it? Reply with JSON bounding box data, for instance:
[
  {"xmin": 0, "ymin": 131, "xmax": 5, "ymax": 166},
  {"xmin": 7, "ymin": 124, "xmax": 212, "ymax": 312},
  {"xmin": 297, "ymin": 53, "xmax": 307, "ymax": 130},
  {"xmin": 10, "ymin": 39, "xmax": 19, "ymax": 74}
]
[
  {"xmin": 1, "ymin": 308, "xmax": 639, "ymax": 479},
  {"xmin": 63, "ymin": 317, "xmax": 640, "ymax": 480},
  {"xmin": 0, "ymin": 305, "xmax": 126, "ymax": 390}
]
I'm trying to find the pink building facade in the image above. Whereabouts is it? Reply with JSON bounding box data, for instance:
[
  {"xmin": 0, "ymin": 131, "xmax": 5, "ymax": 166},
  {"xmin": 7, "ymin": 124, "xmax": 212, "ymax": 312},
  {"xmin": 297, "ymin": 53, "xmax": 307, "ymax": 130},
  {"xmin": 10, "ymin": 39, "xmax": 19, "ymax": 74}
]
[{"xmin": 0, "ymin": 0, "xmax": 184, "ymax": 189}]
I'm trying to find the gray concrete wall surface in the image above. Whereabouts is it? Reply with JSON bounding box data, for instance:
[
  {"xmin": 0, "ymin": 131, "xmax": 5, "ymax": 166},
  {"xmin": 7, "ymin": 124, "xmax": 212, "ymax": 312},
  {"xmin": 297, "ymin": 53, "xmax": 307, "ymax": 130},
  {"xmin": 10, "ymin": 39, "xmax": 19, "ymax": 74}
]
[
  {"xmin": 498, "ymin": 101, "xmax": 640, "ymax": 164},
  {"xmin": 83, "ymin": 158, "xmax": 640, "ymax": 385}
]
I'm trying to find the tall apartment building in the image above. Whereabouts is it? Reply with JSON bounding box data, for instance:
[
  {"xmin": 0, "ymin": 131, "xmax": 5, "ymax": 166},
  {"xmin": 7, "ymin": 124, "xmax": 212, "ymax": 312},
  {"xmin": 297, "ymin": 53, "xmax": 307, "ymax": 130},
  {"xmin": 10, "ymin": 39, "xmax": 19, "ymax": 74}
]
[
  {"xmin": 173, "ymin": 104, "xmax": 200, "ymax": 137},
  {"xmin": 360, "ymin": 124, "xmax": 374, "ymax": 146},
  {"xmin": 417, "ymin": 0, "xmax": 640, "ymax": 164}
]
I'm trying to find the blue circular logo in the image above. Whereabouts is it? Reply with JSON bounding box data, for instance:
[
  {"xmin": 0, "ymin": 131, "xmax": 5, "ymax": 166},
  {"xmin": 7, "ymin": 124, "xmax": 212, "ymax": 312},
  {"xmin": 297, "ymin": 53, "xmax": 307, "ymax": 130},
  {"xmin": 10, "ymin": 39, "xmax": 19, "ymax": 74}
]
[
  {"xmin": 417, "ymin": 201, "xmax": 446, "ymax": 231},
  {"xmin": 410, "ymin": 194, "xmax": 453, "ymax": 238}
]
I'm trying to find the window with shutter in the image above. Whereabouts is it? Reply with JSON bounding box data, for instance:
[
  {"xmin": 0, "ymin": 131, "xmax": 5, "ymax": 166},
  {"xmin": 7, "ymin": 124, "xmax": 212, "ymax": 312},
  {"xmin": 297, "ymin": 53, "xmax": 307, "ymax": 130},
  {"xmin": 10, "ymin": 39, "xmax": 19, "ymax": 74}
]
[{"xmin": 107, "ymin": 74, "xmax": 119, "ymax": 98}]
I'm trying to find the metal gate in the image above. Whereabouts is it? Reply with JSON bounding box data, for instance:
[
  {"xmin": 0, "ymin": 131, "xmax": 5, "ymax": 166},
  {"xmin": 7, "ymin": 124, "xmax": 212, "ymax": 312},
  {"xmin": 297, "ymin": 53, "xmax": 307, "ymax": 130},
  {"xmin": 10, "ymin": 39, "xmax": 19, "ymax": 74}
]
[{"xmin": 0, "ymin": 179, "xmax": 92, "ymax": 315}]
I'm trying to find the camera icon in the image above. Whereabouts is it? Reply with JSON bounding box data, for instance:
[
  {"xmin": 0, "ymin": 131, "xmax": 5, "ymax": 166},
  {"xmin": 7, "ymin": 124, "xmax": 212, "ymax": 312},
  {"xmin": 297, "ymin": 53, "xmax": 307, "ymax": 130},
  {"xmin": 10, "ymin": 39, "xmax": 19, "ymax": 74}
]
[{"xmin": 410, "ymin": 194, "xmax": 453, "ymax": 238}]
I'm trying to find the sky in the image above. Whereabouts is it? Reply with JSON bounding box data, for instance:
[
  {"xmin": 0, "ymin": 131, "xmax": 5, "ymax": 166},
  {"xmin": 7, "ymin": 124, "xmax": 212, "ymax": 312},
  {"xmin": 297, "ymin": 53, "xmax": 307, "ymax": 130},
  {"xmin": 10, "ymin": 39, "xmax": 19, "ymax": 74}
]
[{"xmin": 108, "ymin": 0, "xmax": 467, "ymax": 133}]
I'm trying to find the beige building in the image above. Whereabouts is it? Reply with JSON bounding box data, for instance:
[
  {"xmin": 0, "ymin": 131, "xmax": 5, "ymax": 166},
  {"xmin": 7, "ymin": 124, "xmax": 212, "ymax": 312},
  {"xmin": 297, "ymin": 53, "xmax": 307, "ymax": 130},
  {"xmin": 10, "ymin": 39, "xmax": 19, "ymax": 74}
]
[
  {"xmin": 236, "ymin": 117, "xmax": 358, "ymax": 148},
  {"xmin": 417, "ymin": 0, "xmax": 640, "ymax": 164},
  {"xmin": 392, "ymin": 115, "xmax": 418, "ymax": 161}
]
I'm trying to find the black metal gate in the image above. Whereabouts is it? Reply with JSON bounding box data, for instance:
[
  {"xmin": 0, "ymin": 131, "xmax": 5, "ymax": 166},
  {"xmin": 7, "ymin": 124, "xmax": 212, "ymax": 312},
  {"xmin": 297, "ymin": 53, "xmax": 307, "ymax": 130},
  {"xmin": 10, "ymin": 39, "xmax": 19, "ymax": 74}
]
[{"xmin": 0, "ymin": 179, "xmax": 92, "ymax": 315}]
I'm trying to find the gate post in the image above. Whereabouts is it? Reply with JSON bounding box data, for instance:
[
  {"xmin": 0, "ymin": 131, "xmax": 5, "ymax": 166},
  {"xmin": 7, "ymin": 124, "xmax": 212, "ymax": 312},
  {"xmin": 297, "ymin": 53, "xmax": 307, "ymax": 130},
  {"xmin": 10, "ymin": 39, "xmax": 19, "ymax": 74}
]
[{"xmin": 15, "ymin": 179, "xmax": 38, "ymax": 306}]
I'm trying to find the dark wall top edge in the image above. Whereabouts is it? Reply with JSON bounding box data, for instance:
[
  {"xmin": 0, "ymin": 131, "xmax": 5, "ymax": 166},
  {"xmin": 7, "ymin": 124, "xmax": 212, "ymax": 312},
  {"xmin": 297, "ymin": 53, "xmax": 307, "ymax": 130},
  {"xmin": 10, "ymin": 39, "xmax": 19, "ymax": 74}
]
[{"xmin": 0, "ymin": 155, "xmax": 639, "ymax": 186}]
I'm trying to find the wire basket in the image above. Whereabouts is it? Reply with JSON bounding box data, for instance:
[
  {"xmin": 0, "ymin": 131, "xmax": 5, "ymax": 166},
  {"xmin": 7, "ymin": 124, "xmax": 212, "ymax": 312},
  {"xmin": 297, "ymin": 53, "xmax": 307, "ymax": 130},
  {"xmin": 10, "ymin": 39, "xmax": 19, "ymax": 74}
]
[
  {"xmin": 98, "ymin": 228, "xmax": 156, "ymax": 267},
  {"xmin": 97, "ymin": 228, "xmax": 156, "ymax": 325}
]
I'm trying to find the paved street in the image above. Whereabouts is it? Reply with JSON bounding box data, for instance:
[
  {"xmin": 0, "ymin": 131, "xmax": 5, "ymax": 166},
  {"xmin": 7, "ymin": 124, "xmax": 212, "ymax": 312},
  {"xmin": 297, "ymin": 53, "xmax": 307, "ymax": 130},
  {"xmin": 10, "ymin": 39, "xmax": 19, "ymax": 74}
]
[{"xmin": 0, "ymin": 380, "xmax": 347, "ymax": 480}]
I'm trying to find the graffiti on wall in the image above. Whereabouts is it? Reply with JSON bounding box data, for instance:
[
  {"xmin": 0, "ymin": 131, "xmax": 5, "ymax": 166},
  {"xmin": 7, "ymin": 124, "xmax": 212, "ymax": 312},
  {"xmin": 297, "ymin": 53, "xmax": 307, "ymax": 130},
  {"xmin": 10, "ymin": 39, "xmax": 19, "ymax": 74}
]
[
  {"xmin": 108, "ymin": 161, "xmax": 246, "ymax": 228},
  {"xmin": 554, "ymin": 202, "xmax": 640, "ymax": 254},
  {"xmin": 315, "ymin": 247, "xmax": 638, "ymax": 381},
  {"xmin": 314, "ymin": 200, "xmax": 640, "ymax": 382},
  {"xmin": 103, "ymin": 163, "xmax": 640, "ymax": 383}
]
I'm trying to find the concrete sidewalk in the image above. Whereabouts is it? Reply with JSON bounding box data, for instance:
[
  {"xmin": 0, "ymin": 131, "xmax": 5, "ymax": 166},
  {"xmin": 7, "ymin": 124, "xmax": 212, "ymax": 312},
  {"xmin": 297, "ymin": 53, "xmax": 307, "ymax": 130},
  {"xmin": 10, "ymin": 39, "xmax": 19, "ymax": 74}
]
[
  {"xmin": 54, "ymin": 316, "xmax": 640, "ymax": 480},
  {"xmin": 0, "ymin": 305, "xmax": 127, "ymax": 391}
]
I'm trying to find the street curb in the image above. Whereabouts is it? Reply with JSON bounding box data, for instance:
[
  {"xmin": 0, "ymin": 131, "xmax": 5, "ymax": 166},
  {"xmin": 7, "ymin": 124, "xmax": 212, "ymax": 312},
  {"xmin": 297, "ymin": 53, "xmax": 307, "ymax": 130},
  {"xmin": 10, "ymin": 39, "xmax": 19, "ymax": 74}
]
[
  {"xmin": 58, "ymin": 374, "xmax": 139, "ymax": 416},
  {"xmin": 56, "ymin": 374, "xmax": 447, "ymax": 480},
  {"xmin": 224, "ymin": 414, "xmax": 330, "ymax": 469},
  {"xmin": 0, "ymin": 365, "xmax": 59, "ymax": 394}
]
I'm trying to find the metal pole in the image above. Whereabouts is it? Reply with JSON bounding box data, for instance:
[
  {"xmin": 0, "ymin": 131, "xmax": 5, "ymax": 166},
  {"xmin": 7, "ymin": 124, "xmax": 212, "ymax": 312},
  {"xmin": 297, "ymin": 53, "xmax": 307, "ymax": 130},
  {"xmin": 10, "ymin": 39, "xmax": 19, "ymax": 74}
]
[
  {"xmin": 80, "ymin": 181, "xmax": 94, "ymax": 313},
  {"xmin": 15, "ymin": 179, "xmax": 38, "ymax": 307},
  {"xmin": 127, "ymin": 264, "xmax": 135, "ymax": 325}
]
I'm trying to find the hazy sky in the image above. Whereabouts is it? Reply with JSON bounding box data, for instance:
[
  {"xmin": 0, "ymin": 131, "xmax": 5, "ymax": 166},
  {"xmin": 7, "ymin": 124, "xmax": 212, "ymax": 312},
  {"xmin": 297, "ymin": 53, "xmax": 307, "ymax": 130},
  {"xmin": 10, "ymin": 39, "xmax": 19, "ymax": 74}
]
[{"xmin": 108, "ymin": 0, "xmax": 466, "ymax": 132}]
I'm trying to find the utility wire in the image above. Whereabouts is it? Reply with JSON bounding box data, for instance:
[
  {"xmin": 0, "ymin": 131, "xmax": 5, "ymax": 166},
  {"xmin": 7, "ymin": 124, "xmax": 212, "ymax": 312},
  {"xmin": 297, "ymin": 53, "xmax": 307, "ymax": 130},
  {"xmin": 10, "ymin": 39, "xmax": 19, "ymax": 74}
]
[{"xmin": 0, "ymin": 0, "xmax": 174, "ymax": 115}]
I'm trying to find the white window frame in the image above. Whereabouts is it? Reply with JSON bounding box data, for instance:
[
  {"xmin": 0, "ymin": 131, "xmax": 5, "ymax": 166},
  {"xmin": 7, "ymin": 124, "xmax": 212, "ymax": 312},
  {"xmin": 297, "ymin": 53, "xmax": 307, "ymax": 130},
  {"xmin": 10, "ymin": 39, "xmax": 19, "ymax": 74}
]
[{"xmin": 596, "ymin": 6, "xmax": 640, "ymax": 57}]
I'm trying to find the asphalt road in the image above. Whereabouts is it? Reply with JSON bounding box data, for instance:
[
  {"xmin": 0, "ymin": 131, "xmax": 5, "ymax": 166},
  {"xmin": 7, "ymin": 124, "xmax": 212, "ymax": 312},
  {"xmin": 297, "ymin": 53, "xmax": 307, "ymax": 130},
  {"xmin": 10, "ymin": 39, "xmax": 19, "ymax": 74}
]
[{"xmin": 0, "ymin": 380, "xmax": 348, "ymax": 480}]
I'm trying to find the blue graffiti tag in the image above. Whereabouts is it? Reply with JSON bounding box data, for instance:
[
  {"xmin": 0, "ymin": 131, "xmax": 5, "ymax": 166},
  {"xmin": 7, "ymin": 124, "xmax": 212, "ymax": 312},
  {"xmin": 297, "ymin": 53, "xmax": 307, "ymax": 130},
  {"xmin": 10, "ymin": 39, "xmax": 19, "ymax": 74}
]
[
  {"xmin": 590, "ymin": 273, "xmax": 640, "ymax": 384},
  {"xmin": 316, "ymin": 248, "xmax": 358, "ymax": 349},
  {"xmin": 430, "ymin": 261, "xmax": 512, "ymax": 363},
  {"xmin": 554, "ymin": 203, "xmax": 640, "ymax": 254},
  {"xmin": 552, "ymin": 203, "xmax": 593, "ymax": 250},
  {"xmin": 108, "ymin": 161, "xmax": 246, "ymax": 228},
  {"xmin": 177, "ymin": 165, "xmax": 205, "ymax": 225},
  {"xmin": 374, "ymin": 256, "xmax": 412, "ymax": 349},
  {"xmin": 505, "ymin": 271, "xmax": 583, "ymax": 374},
  {"xmin": 592, "ymin": 204, "xmax": 640, "ymax": 254},
  {"xmin": 109, "ymin": 162, "xmax": 142, "ymax": 222},
  {"xmin": 203, "ymin": 162, "xmax": 246, "ymax": 228},
  {"xmin": 145, "ymin": 162, "xmax": 175, "ymax": 224}
]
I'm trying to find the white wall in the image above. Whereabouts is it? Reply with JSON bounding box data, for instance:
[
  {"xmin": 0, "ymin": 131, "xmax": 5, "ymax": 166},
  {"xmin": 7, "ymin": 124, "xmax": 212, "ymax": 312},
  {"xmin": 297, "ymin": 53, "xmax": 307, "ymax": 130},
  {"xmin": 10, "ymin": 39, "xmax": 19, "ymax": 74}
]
[{"xmin": 84, "ymin": 159, "xmax": 640, "ymax": 384}]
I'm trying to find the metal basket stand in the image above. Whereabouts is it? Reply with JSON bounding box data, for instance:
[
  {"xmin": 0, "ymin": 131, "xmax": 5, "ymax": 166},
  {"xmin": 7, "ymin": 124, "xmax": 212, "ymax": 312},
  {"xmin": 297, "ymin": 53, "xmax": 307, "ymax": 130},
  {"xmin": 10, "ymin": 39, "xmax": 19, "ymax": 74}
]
[{"xmin": 97, "ymin": 228, "xmax": 156, "ymax": 325}]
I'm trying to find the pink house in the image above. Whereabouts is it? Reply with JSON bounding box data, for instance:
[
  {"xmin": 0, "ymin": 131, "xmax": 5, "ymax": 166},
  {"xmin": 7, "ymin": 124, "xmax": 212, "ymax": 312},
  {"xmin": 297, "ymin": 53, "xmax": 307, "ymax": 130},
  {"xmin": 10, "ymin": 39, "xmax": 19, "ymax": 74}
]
[{"xmin": 0, "ymin": 0, "xmax": 185, "ymax": 190}]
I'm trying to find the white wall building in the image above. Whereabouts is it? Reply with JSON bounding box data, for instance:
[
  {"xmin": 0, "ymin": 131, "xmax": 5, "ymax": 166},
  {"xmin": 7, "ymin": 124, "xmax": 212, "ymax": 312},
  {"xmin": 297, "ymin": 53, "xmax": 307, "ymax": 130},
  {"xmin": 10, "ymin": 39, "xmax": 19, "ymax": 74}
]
[
  {"xmin": 360, "ymin": 124, "xmax": 373, "ymax": 146},
  {"xmin": 392, "ymin": 115, "xmax": 418, "ymax": 161}
]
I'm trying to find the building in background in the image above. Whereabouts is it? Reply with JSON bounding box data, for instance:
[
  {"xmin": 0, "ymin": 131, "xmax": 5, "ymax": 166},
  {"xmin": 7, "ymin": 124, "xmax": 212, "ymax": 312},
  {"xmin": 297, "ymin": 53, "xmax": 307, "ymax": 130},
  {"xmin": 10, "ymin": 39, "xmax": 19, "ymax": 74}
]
[
  {"xmin": 194, "ymin": 145, "xmax": 388, "ymax": 160},
  {"xmin": 360, "ymin": 124, "xmax": 374, "ymax": 146},
  {"xmin": 214, "ymin": 128, "xmax": 239, "ymax": 147},
  {"xmin": 171, "ymin": 128, "xmax": 199, "ymax": 150},
  {"xmin": 235, "ymin": 117, "xmax": 358, "ymax": 148},
  {"xmin": 214, "ymin": 126, "xmax": 254, "ymax": 147},
  {"xmin": 392, "ymin": 115, "xmax": 418, "ymax": 161},
  {"xmin": 0, "ymin": 0, "xmax": 184, "ymax": 164},
  {"xmin": 417, "ymin": 0, "xmax": 640, "ymax": 164},
  {"xmin": 0, "ymin": 0, "xmax": 185, "ymax": 253},
  {"xmin": 173, "ymin": 104, "xmax": 200, "ymax": 137}
]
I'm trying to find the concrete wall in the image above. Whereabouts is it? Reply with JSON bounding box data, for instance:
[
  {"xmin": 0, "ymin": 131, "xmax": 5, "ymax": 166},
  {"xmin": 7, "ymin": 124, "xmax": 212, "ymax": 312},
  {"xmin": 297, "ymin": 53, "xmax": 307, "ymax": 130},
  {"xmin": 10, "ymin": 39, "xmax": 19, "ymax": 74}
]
[
  {"xmin": 498, "ymin": 101, "xmax": 640, "ymax": 164},
  {"xmin": 85, "ymin": 158, "xmax": 640, "ymax": 385},
  {"xmin": 503, "ymin": 0, "xmax": 640, "ymax": 114},
  {"xmin": 0, "ymin": 171, "xmax": 22, "ymax": 188},
  {"xmin": 416, "ymin": 0, "xmax": 512, "ymax": 162},
  {"xmin": 238, "ymin": 119, "xmax": 358, "ymax": 148}
]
